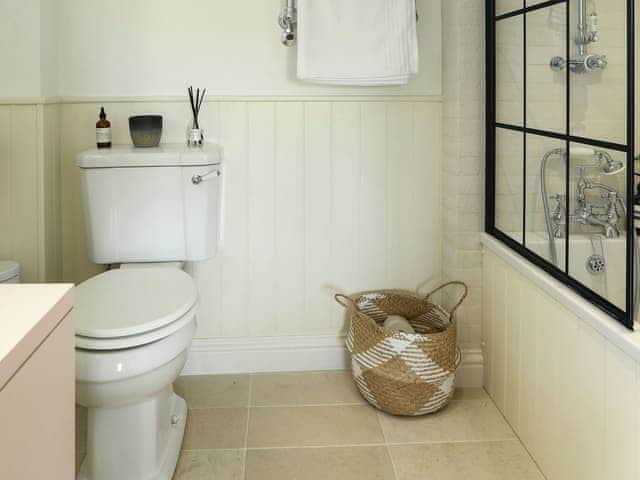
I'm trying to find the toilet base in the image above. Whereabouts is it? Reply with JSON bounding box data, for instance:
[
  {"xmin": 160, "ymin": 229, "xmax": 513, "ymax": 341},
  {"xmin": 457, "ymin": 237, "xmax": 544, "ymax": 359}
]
[{"xmin": 77, "ymin": 392, "xmax": 188, "ymax": 480}]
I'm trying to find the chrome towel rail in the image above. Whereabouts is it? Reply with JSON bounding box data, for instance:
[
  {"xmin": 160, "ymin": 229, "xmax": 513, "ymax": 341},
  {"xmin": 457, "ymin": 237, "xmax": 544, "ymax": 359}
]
[{"xmin": 278, "ymin": 0, "xmax": 418, "ymax": 47}]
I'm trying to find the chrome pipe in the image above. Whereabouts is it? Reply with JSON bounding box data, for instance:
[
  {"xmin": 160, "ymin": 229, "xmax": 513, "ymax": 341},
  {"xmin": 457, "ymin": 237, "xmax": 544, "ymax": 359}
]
[
  {"xmin": 540, "ymin": 148, "xmax": 566, "ymax": 266},
  {"xmin": 577, "ymin": 0, "xmax": 588, "ymax": 56}
]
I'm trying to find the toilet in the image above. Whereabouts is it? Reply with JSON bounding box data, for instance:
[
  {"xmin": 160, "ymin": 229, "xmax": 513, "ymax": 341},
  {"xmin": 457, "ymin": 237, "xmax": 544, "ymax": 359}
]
[
  {"xmin": 74, "ymin": 144, "xmax": 222, "ymax": 480},
  {"xmin": 0, "ymin": 260, "xmax": 20, "ymax": 283}
]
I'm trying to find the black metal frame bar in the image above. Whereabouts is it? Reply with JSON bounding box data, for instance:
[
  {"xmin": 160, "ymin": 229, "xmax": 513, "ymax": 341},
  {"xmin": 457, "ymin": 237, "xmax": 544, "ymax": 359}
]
[{"xmin": 486, "ymin": 0, "xmax": 636, "ymax": 329}]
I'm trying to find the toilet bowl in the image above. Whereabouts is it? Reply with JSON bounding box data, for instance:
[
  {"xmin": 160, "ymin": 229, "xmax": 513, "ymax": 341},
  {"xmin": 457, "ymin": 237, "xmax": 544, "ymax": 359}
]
[{"xmin": 75, "ymin": 268, "xmax": 198, "ymax": 480}]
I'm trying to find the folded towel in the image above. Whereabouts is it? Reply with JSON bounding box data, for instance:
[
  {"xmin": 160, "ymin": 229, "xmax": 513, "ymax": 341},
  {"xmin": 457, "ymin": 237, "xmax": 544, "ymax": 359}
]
[{"xmin": 297, "ymin": 0, "xmax": 419, "ymax": 86}]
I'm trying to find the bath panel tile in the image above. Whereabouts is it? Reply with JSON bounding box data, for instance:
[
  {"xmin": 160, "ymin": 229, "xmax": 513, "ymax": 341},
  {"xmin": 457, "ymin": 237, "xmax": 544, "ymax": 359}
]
[
  {"xmin": 531, "ymin": 295, "xmax": 561, "ymax": 475},
  {"xmin": 572, "ymin": 325, "xmax": 606, "ymax": 480},
  {"xmin": 503, "ymin": 271, "xmax": 522, "ymax": 429},
  {"xmin": 603, "ymin": 343, "xmax": 637, "ymax": 479},
  {"xmin": 517, "ymin": 281, "xmax": 539, "ymax": 451},
  {"xmin": 492, "ymin": 260, "xmax": 507, "ymax": 412}
]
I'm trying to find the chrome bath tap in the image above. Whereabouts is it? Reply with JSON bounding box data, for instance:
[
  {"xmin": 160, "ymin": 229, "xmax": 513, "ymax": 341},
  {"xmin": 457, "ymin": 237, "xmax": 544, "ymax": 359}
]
[
  {"xmin": 550, "ymin": 194, "xmax": 567, "ymax": 238},
  {"xmin": 572, "ymin": 167, "xmax": 622, "ymax": 238}
]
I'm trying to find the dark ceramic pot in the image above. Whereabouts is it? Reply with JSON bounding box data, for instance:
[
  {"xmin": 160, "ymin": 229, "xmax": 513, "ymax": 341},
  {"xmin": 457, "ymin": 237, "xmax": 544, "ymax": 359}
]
[{"xmin": 129, "ymin": 115, "xmax": 163, "ymax": 148}]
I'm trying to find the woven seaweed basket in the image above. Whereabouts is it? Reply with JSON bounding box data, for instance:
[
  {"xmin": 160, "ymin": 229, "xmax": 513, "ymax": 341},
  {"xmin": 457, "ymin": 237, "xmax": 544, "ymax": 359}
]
[{"xmin": 336, "ymin": 282, "xmax": 467, "ymax": 416}]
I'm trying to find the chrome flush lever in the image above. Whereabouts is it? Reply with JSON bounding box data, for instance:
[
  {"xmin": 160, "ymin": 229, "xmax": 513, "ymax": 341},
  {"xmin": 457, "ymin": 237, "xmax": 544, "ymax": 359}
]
[{"xmin": 192, "ymin": 169, "xmax": 221, "ymax": 185}]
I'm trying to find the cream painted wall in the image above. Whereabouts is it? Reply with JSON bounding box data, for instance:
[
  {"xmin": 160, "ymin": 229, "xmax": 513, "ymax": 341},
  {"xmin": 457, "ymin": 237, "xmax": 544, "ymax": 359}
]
[
  {"xmin": 1, "ymin": 1, "xmax": 446, "ymax": 344},
  {"xmin": 0, "ymin": 0, "xmax": 59, "ymax": 98},
  {"xmin": 483, "ymin": 247, "xmax": 640, "ymax": 480},
  {"xmin": 0, "ymin": 0, "xmax": 41, "ymax": 97},
  {"xmin": 40, "ymin": 0, "xmax": 59, "ymax": 98},
  {"xmin": 56, "ymin": 0, "xmax": 441, "ymax": 97},
  {"xmin": 51, "ymin": 0, "xmax": 445, "ymax": 340},
  {"xmin": 60, "ymin": 98, "xmax": 442, "ymax": 339}
]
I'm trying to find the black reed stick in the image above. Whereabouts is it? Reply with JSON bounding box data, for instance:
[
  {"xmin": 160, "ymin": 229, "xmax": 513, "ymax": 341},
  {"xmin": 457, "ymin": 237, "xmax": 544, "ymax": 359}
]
[{"xmin": 188, "ymin": 86, "xmax": 206, "ymax": 130}]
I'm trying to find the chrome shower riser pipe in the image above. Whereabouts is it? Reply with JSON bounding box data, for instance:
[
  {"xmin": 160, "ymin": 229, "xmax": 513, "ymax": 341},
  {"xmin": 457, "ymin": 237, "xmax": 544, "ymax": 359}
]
[{"xmin": 541, "ymin": 148, "xmax": 565, "ymax": 266}]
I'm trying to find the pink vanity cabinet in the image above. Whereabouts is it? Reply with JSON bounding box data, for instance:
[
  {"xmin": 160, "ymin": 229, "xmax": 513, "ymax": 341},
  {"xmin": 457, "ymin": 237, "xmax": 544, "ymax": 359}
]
[{"xmin": 0, "ymin": 284, "xmax": 74, "ymax": 479}]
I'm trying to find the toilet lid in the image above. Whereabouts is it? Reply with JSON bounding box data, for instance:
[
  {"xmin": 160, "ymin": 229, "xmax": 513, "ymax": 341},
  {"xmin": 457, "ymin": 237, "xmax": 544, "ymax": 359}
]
[
  {"xmin": 75, "ymin": 268, "xmax": 197, "ymax": 339},
  {"xmin": 0, "ymin": 261, "xmax": 19, "ymax": 282}
]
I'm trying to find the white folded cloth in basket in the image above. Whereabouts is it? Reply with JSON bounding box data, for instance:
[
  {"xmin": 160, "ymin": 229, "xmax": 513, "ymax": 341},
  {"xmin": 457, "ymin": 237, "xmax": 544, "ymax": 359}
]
[{"xmin": 296, "ymin": 0, "xmax": 419, "ymax": 86}]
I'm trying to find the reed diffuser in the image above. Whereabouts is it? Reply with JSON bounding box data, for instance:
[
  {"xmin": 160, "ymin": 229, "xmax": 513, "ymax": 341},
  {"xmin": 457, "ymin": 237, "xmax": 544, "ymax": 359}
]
[{"xmin": 187, "ymin": 86, "xmax": 206, "ymax": 147}]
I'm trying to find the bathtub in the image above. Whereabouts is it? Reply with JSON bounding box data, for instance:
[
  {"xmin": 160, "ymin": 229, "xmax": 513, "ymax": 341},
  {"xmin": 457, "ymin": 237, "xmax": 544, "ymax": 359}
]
[
  {"xmin": 523, "ymin": 232, "xmax": 626, "ymax": 310},
  {"xmin": 481, "ymin": 232, "xmax": 640, "ymax": 364}
]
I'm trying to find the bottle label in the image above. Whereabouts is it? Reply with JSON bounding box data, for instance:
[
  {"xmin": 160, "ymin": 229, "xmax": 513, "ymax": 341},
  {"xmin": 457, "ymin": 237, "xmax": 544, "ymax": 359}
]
[{"xmin": 96, "ymin": 128, "xmax": 111, "ymax": 144}]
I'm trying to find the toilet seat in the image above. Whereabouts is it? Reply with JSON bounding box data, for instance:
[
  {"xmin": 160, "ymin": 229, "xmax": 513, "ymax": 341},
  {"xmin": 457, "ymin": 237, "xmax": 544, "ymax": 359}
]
[{"xmin": 75, "ymin": 268, "xmax": 198, "ymax": 350}]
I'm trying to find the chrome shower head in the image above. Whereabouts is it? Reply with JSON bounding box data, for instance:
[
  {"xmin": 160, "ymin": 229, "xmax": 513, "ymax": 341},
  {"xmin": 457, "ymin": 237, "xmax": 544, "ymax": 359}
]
[{"xmin": 598, "ymin": 151, "xmax": 625, "ymax": 175}]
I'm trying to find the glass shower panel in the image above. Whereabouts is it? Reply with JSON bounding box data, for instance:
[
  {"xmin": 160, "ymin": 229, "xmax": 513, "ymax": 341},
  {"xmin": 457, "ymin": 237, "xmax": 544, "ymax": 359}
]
[
  {"xmin": 525, "ymin": 134, "xmax": 566, "ymax": 265},
  {"xmin": 569, "ymin": 0, "xmax": 627, "ymax": 145},
  {"xmin": 496, "ymin": 128, "xmax": 524, "ymax": 241},
  {"xmin": 567, "ymin": 143, "xmax": 627, "ymax": 309},
  {"xmin": 488, "ymin": 0, "xmax": 634, "ymax": 327},
  {"xmin": 496, "ymin": 15, "xmax": 524, "ymax": 126},
  {"xmin": 526, "ymin": 4, "xmax": 567, "ymax": 133},
  {"xmin": 496, "ymin": 0, "xmax": 522, "ymax": 17}
]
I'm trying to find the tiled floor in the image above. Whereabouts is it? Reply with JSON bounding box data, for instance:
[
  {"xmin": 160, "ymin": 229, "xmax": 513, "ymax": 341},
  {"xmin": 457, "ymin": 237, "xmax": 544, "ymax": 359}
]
[{"xmin": 76, "ymin": 371, "xmax": 545, "ymax": 480}]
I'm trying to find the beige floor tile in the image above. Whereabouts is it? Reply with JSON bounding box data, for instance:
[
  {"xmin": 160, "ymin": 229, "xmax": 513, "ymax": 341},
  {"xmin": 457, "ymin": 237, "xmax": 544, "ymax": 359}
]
[
  {"xmin": 75, "ymin": 405, "xmax": 87, "ymax": 450},
  {"xmin": 452, "ymin": 387, "xmax": 490, "ymax": 401},
  {"xmin": 251, "ymin": 371, "xmax": 365, "ymax": 406},
  {"xmin": 389, "ymin": 440, "xmax": 545, "ymax": 480},
  {"xmin": 173, "ymin": 449, "xmax": 244, "ymax": 480},
  {"xmin": 174, "ymin": 375, "xmax": 251, "ymax": 409},
  {"xmin": 378, "ymin": 399, "xmax": 514, "ymax": 444},
  {"xmin": 245, "ymin": 446, "xmax": 395, "ymax": 480},
  {"xmin": 248, "ymin": 405, "xmax": 385, "ymax": 448},
  {"xmin": 75, "ymin": 452, "xmax": 86, "ymax": 475},
  {"xmin": 182, "ymin": 408, "xmax": 248, "ymax": 450},
  {"xmin": 75, "ymin": 405, "xmax": 87, "ymax": 473}
]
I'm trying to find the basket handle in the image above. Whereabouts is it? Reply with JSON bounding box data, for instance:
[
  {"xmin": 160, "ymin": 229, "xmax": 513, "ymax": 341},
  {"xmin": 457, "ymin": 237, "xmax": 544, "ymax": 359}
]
[
  {"xmin": 334, "ymin": 294, "xmax": 358, "ymax": 309},
  {"xmin": 425, "ymin": 281, "xmax": 468, "ymax": 317}
]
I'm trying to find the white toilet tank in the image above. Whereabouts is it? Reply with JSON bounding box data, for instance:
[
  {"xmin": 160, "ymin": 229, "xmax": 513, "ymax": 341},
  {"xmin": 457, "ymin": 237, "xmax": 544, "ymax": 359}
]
[{"xmin": 77, "ymin": 144, "xmax": 222, "ymax": 264}]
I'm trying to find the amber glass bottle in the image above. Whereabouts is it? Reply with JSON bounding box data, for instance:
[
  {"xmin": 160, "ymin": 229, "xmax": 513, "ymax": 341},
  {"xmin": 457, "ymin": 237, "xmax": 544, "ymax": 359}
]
[{"xmin": 96, "ymin": 107, "xmax": 112, "ymax": 149}]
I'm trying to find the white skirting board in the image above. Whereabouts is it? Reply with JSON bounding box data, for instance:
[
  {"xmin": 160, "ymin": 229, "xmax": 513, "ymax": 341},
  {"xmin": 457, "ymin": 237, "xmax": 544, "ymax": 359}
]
[{"xmin": 181, "ymin": 336, "xmax": 484, "ymax": 388}]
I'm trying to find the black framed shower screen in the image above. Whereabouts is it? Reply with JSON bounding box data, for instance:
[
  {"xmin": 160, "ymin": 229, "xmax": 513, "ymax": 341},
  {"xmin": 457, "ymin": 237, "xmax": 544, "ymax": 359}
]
[{"xmin": 485, "ymin": 0, "xmax": 636, "ymax": 328}]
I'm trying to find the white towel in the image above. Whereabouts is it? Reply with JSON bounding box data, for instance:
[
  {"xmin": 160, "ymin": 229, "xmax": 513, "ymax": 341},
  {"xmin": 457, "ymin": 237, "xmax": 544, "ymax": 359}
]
[{"xmin": 297, "ymin": 0, "xmax": 419, "ymax": 86}]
